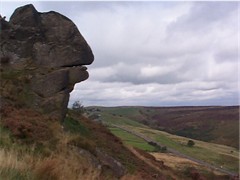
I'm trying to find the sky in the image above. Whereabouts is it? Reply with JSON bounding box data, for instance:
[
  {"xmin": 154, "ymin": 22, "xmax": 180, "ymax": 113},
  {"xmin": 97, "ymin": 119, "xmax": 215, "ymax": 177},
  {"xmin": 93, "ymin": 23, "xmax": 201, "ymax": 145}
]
[{"xmin": 1, "ymin": 1, "xmax": 239, "ymax": 107}]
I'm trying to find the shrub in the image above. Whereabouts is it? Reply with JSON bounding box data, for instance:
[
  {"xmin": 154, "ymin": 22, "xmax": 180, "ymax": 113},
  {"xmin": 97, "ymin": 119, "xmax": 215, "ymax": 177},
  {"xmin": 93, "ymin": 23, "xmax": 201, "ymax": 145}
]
[
  {"xmin": 184, "ymin": 167, "xmax": 201, "ymax": 179},
  {"xmin": 161, "ymin": 146, "xmax": 167, "ymax": 153},
  {"xmin": 72, "ymin": 101, "xmax": 85, "ymax": 114},
  {"xmin": 187, "ymin": 140, "xmax": 195, "ymax": 147},
  {"xmin": 1, "ymin": 106, "xmax": 52, "ymax": 143},
  {"xmin": 63, "ymin": 116, "xmax": 89, "ymax": 136}
]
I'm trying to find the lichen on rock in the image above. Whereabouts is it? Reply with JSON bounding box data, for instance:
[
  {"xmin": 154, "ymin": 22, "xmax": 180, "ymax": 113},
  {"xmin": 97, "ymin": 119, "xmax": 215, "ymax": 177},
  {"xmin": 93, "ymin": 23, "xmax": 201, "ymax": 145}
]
[{"xmin": 0, "ymin": 4, "xmax": 94, "ymax": 120}]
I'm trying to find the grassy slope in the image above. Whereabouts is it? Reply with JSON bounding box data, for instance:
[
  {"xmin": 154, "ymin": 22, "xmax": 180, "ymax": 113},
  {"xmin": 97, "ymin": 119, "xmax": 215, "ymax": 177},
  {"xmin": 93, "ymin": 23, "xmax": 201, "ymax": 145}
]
[
  {"xmin": 87, "ymin": 106, "xmax": 239, "ymax": 148},
  {"xmin": 143, "ymin": 106, "xmax": 239, "ymax": 148},
  {"xmin": 0, "ymin": 106, "xmax": 169, "ymax": 180},
  {"xmin": 109, "ymin": 127, "xmax": 156, "ymax": 151},
  {"xmin": 1, "ymin": 105, "xmax": 236, "ymax": 179},
  {"xmin": 89, "ymin": 106, "xmax": 146, "ymax": 127},
  {"xmin": 133, "ymin": 126, "xmax": 239, "ymax": 173},
  {"xmin": 86, "ymin": 107, "xmax": 239, "ymax": 174}
]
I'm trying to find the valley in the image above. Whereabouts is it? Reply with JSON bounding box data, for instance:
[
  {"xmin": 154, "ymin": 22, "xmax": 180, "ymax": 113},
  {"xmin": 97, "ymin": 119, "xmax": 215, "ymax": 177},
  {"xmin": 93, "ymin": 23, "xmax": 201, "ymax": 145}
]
[
  {"xmin": 88, "ymin": 106, "xmax": 239, "ymax": 148},
  {"xmin": 86, "ymin": 106, "xmax": 239, "ymax": 177}
]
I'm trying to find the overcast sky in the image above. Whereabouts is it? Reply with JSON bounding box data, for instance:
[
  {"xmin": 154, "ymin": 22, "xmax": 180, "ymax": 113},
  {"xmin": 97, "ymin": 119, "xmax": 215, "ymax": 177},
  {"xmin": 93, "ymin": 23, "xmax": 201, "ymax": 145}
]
[{"xmin": 2, "ymin": 1, "xmax": 239, "ymax": 107}]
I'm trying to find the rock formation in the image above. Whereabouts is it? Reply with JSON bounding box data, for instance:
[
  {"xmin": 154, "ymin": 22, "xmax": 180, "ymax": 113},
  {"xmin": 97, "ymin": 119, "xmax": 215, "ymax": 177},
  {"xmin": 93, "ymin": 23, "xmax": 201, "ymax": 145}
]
[{"xmin": 0, "ymin": 4, "xmax": 94, "ymax": 120}]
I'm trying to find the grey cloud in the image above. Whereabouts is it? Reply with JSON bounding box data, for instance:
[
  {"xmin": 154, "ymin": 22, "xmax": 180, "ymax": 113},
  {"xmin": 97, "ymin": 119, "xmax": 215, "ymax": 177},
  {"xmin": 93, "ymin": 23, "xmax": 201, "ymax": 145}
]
[
  {"xmin": 2, "ymin": 2, "xmax": 238, "ymax": 106},
  {"xmin": 69, "ymin": 80, "xmax": 238, "ymax": 107},
  {"xmin": 214, "ymin": 48, "xmax": 238, "ymax": 63},
  {"xmin": 89, "ymin": 63, "xmax": 186, "ymax": 85},
  {"xmin": 167, "ymin": 2, "xmax": 238, "ymax": 33}
]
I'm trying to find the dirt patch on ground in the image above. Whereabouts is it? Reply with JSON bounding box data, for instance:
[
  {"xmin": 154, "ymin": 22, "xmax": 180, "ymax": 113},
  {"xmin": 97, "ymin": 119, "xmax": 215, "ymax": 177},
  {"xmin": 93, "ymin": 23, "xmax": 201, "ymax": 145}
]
[
  {"xmin": 151, "ymin": 152, "xmax": 200, "ymax": 169},
  {"xmin": 126, "ymin": 147, "xmax": 180, "ymax": 180},
  {"xmin": 151, "ymin": 152, "xmax": 228, "ymax": 177}
]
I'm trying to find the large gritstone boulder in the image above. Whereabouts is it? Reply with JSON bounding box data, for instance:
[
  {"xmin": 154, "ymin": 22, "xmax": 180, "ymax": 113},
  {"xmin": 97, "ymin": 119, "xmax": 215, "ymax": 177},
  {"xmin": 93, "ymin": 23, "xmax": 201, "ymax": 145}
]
[{"xmin": 0, "ymin": 4, "xmax": 94, "ymax": 120}]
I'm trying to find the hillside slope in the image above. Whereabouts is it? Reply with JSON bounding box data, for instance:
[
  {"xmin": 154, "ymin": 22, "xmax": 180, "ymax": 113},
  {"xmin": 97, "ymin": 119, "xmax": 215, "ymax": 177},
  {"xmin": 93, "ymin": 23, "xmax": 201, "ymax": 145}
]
[
  {"xmin": 89, "ymin": 106, "xmax": 239, "ymax": 148},
  {"xmin": 86, "ymin": 106, "xmax": 239, "ymax": 179},
  {"xmin": 0, "ymin": 105, "xmax": 172, "ymax": 179}
]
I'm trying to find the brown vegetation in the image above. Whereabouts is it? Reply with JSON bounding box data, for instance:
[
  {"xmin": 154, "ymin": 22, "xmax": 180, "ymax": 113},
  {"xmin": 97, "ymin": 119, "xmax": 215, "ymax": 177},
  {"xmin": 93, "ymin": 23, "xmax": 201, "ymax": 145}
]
[
  {"xmin": 1, "ymin": 105, "xmax": 53, "ymax": 143},
  {"xmin": 0, "ymin": 106, "xmax": 169, "ymax": 179},
  {"xmin": 139, "ymin": 106, "xmax": 239, "ymax": 148},
  {"xmin": 69, "ymin": 110, "xmax": 167, "ymax": 179},
  {"xmin": 34, "ymin": 158, "xmax": 60, "ymax": 180},
  {"xmin": 1, "ymin": 105, "xmax": 236, "ymax": 179}
]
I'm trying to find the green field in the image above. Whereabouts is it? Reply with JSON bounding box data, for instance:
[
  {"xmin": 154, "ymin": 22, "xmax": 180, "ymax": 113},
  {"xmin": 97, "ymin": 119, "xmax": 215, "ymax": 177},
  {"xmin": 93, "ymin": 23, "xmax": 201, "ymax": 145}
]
[
  {"xmin": 86, "ymin": 107, "xmax": 239, "ymax": 173},
  {"xmin": 131, "ymin": 126, "xmax": 239, "ymax": 172},
  {"xmin": 86, "ymin": 106, "xmax": 239, "ymax": 149},
  {"xmin": 109, "ymin": 127, "xmax": 156, "ymax": 151},
  {"xmin": 86, "ymin": 106, "xmax": 146, "ymax": 127}
]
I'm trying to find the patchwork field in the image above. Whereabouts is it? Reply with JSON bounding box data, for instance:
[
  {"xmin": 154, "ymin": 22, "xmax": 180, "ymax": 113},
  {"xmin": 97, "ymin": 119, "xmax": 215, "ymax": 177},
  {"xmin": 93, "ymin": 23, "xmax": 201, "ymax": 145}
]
[
  {"xmin": 131, "ymin": 126, "xmax": 239, "ymax": 173},
  {"xmin": 86, "ymin": 106, "xmax": 239, "ymax": 148},
  {"xmin": 109, "ymin": 127, "xmax": 156, "ymax": 151},
  {"xmin": 86, "ymin": 106, "xmax": 239, "ymax": 175}
]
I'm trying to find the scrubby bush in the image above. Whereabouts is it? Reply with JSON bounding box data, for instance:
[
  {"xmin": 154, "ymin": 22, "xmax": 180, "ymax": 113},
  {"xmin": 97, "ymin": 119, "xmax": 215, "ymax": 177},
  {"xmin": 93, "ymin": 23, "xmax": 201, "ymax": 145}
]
[
  {"xmin": 187, "ymin": 140, "xmax": 195, "ymax": 147},
  {"xmin": 72, "ymin": 101, "xmax": 85, "ymax": 114},
  {"xmin": 161, "ymin": 146, "xmax": 167, "ymax": 153},
  {"xmin": 1, "ymin": 106, "xmax": 53, "ymax": 143},
  {"xmin": 63, "ymin": 116, "xmax": 89, "ymax": 136}
]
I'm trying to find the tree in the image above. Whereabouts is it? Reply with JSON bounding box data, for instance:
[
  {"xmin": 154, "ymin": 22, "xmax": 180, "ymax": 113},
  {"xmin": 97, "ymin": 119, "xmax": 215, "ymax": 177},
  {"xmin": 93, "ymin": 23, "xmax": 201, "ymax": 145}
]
[
  {"xmin": 72, "ymin": 101, "xmax": 85, "ymax": 114},
  {"xmin": 187, "ymin": 140, "xmax": 195, "ymax": 147},
  {"xmin": 161, "ymin": 146, "xmax": 167, "ymax": 153}
]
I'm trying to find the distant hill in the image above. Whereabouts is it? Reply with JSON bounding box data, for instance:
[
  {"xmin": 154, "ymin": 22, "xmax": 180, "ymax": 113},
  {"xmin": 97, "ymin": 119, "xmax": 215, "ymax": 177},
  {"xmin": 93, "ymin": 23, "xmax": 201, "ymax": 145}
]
[{"xmin": 87, "ymin": 106, "xmax": 239, "ymax": 149}]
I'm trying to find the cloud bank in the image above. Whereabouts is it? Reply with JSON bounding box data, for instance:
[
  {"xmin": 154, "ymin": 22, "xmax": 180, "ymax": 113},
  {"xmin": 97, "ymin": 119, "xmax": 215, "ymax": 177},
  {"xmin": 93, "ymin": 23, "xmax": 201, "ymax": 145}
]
[{"xmin": 2, "ymin": 1, "xmax": 239, "ymax": 107}]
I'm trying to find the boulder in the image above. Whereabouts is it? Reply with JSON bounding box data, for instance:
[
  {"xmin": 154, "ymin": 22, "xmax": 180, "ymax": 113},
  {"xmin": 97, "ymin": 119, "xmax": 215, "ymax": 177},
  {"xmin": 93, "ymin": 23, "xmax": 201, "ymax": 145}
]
[
  {"xmin": 96, "ymin": 149, "xmax": 125, "ymax": 178},
  {"xmin": 0, "ymin": 4, "xmax": 94, "ymax": 120}
]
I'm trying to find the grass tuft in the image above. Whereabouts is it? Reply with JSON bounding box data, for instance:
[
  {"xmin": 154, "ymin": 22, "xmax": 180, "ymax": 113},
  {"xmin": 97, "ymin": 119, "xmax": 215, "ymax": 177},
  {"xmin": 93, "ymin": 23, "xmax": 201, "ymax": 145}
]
[
  {"xmin": 34, "ymin": 158, "xmax": 60, "ymax": 180},
  {"xmin": 63, "ymin": 116, "xmax": 90, "ymax": 136}
]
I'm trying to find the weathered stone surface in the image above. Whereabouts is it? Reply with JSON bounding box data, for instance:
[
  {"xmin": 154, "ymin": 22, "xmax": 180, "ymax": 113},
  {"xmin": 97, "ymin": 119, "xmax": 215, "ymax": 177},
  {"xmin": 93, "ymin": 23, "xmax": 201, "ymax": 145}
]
[
  {"xmin": 96, "ymin": 149, "xmax": 125, "ymax": 178},
  {"xmin": 10, "ymin": 4, "xmax": 41, "ymax": 27},
  {"xmin": 31, "ymin": 69, "xmax": 69, "ymax": 98},
  {"xmin": 0, "ymin": 4, "xmax": 94, "ymax": 120},
  {"xmin": 69, "ymin": 66, "xmax": 89, "ymax": 85}
]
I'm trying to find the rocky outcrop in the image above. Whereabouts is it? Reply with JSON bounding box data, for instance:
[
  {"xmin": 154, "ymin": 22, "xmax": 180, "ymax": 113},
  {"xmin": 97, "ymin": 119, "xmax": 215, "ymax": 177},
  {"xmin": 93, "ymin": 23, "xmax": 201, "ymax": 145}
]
[
  {"xmin": 96, "ymin": 148, "xmax": 125, "ymax": 178},
  {"xmin": 0, "ymin": 4, "xmax": 94, "ymax": 120}
]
